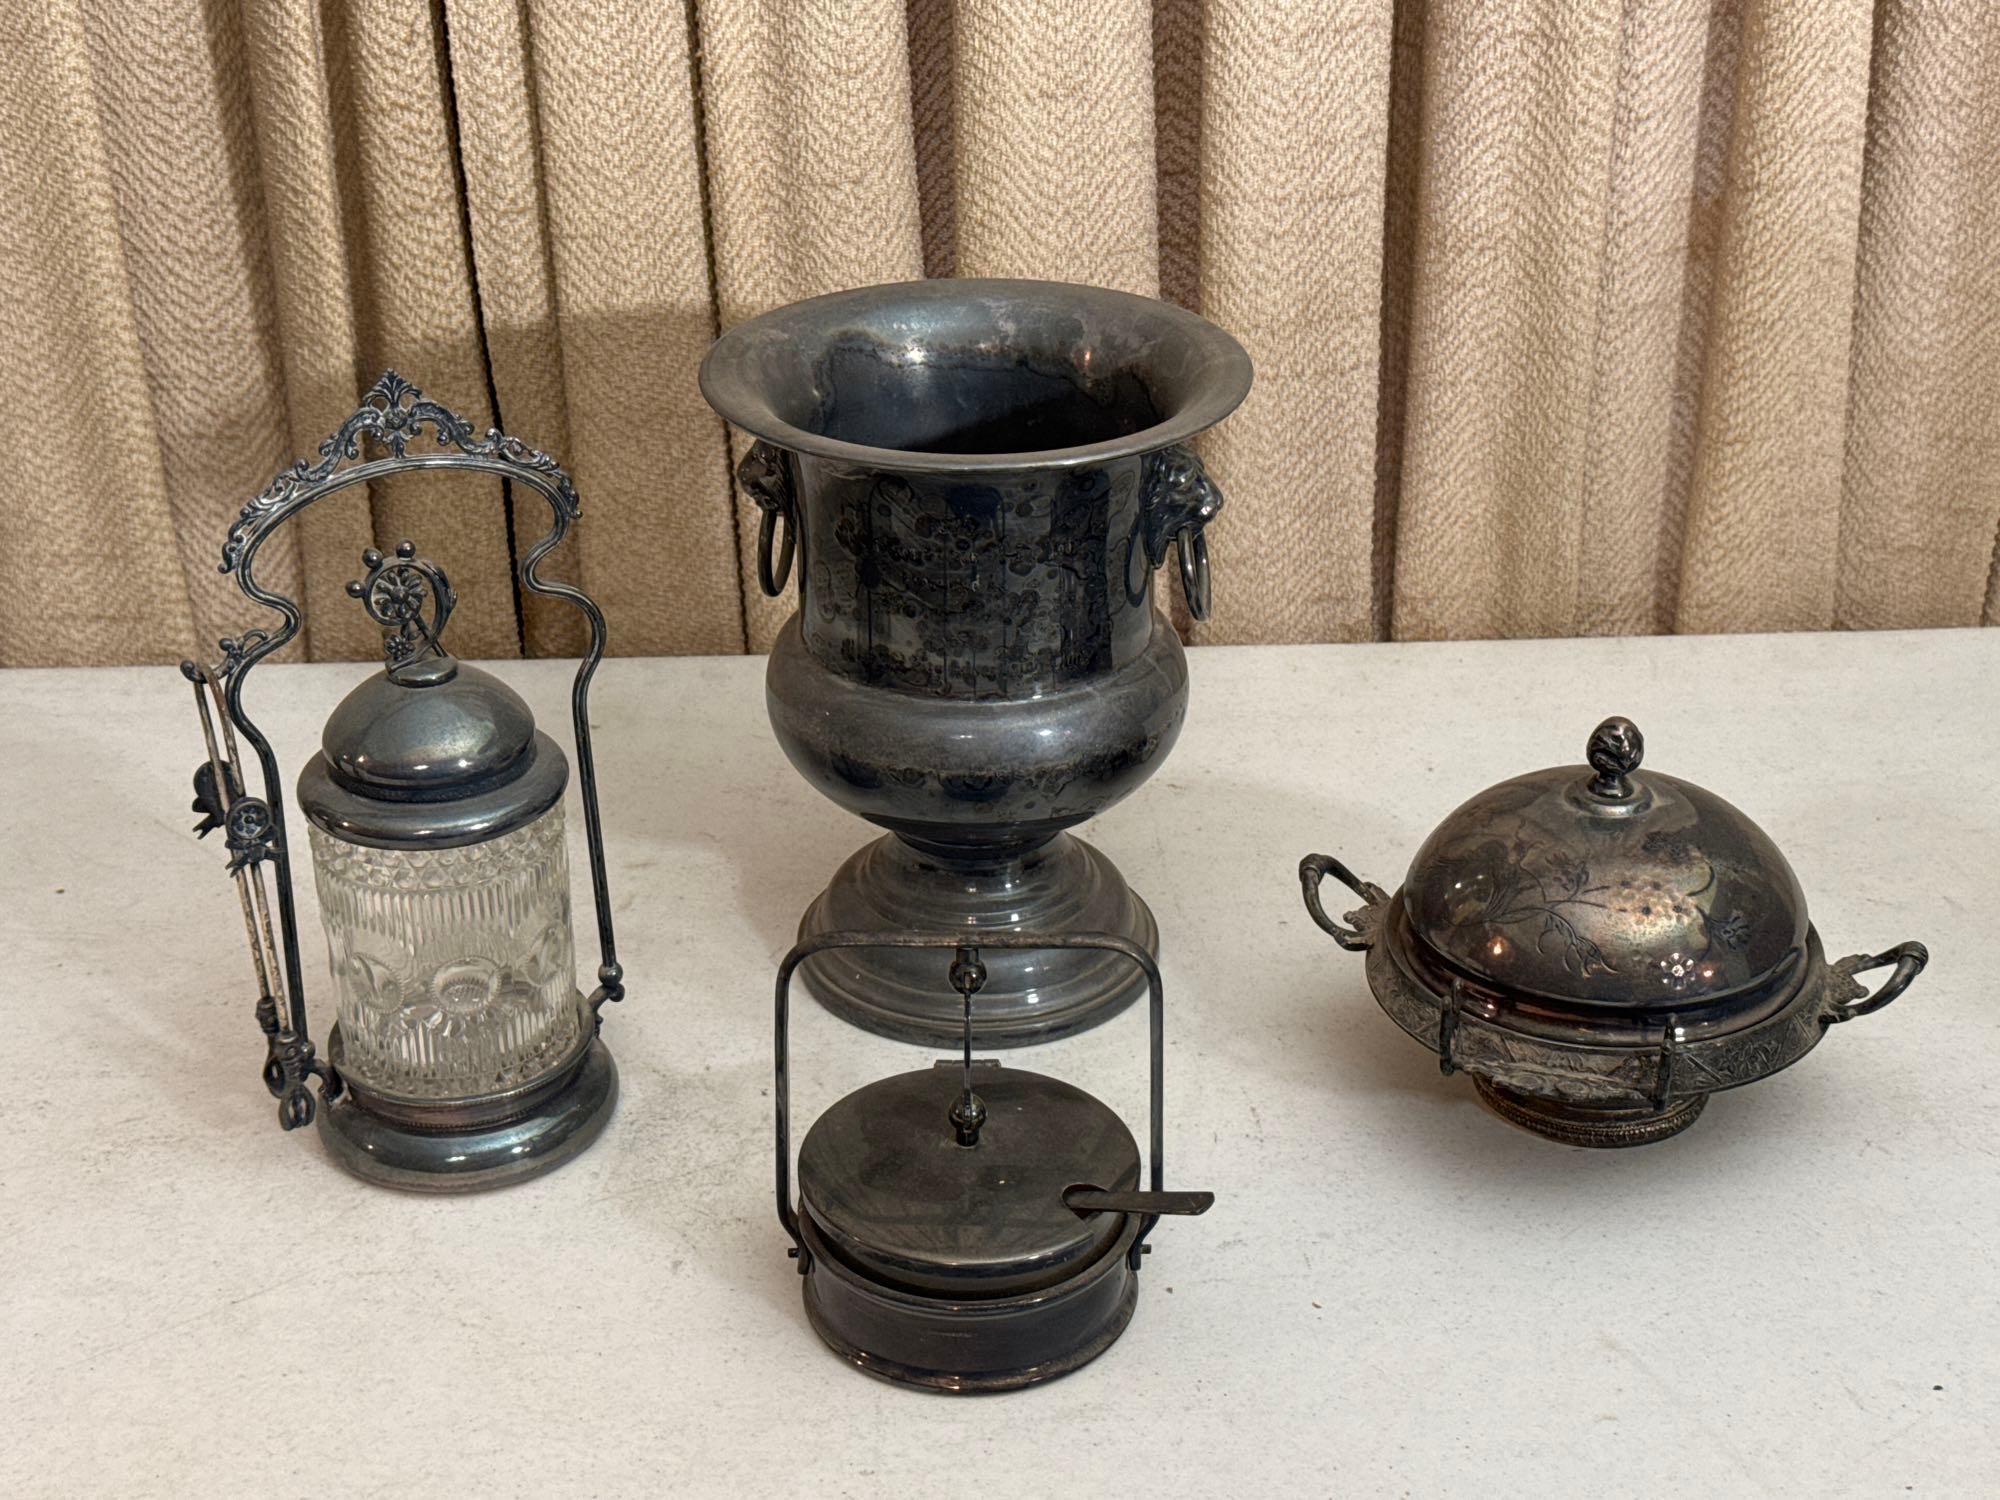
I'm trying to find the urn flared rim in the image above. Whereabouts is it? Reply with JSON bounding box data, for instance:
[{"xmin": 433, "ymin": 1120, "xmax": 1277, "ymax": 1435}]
[{"xmin": 699, "ymin": 277, "xmax": 1253, "ymax": 473}]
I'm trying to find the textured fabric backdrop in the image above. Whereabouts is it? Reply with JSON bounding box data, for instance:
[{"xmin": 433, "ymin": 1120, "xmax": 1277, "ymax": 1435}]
[{"xmin": 3, "ymin": 0, "xmax": 1995, "ymax": 666}]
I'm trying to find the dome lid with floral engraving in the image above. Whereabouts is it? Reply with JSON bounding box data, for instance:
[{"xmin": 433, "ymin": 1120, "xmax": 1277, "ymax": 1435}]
[{"xmin": 1397, "ymin": 717, "xmax": 1809, "ymax": 1018}]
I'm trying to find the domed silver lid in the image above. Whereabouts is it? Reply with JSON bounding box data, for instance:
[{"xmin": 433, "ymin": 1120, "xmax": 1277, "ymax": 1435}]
[
  {"xmin": 1397, "ymin": 717, "xmax": 1809, "ymax": 1022},
  {"xmin": 295, "ymin": 543, "xmax": 568, "ymax": 849}
]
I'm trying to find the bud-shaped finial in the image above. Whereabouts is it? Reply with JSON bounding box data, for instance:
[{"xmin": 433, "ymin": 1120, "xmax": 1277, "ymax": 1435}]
[{"xmin": 1585, "ymin": 716, "xmax": 1644, "ymax": 800}]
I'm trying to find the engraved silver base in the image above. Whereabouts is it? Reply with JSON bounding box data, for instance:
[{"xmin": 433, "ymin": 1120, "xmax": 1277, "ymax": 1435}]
[
  {"xmin": 796, "ymin": 832, "xmax": 1156, "ymax": 1046},
  {"xmin": 317, "ymin": 1036, "xmax": 618, "ymax": 1191},
  {"xmin": 1474, "ymin": 1077, "xmax": 1708, "ymax": 1148}
]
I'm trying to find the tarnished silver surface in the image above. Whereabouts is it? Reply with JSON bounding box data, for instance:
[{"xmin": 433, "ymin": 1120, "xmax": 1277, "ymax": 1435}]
[
  {"xmin": 297, "ymin": 542, "xmax": 572, "ymax": 850},
  {"xmin": 797, "ymin": 1204, "xmax": 1141, "ymax": 1393},
  {"xmin": 297, "ymin": 722, "xmax": 570, "ymax": 851},
  {"xmin": 704, "ymin": 279, "xmax": 1251, "ymax": 1044},
  {"xmin": 177, "ymin": 372, "xmax": 628, "ymax": 1190},
  {"xmin": 1301, "ymin": 716, "xmax": 1929, "ymax": 1147},
  {"xmin": 1400, "ymin": 718, "xmax": 1808, "ymax": 1020},
  {"xmin": 1363, "ymin": 909, "xmax": 1852, "ymax": 1106},
  {"xmin": 772, "ymin": 932, "xmax": 1212, "ymax": 1391},
  {"xmin": 798, "ymin": 1064, "xmax": 1141, "ymax": 1296}
]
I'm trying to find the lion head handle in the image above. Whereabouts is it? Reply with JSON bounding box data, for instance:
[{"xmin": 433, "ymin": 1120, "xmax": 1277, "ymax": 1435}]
[
  {"xmin": 1141, "ymin": 446, "xmax": 1225, "ymax": 568},
  {"xmin": 737, "ymin": 439, "xmax": 792, "ymax": 519},
  {"xmin": 1138, "ymin": 445, "xmax": 1226, "ymax": 621},
  {"xmin": 737, "ymin": 440, "xmax": 797, "ymax": 596}
]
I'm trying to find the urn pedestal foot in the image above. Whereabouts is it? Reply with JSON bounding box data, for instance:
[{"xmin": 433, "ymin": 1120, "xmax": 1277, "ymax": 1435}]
[
  {"xmin": 1473, "ymin": 1077, "xmax": 1707, "ymax": 1148},
  {"xmin": 797, "ymin": 832, "xmax": 1157, "ymax": 1046}
]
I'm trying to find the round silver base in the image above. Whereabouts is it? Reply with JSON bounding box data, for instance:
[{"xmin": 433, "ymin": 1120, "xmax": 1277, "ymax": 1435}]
[
  {"xmin": 317, "ymin": 1038, "xmax": 618, "ymax": 1192},
  {"xmin": 1474, "ymin": 1077, "xmax": 1708, "ymax": 1148},
  {"xmin": 798, "ymin": 1208, "xmax": 1141, "ymax": 1392},
  {"xmin": 796, "ymin": 832, "xmax": 1157, "ymax": 1046}
]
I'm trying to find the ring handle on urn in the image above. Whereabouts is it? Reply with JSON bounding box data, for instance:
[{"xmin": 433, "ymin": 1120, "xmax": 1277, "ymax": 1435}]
[
  {"xmin": 1141, "ymin": 445, "xmax": 1224, "ymax": 622},
  {"xmin": 1825, "ymin": 941, "xmax": 1929, "ymax": 1024},
  {"xmin": 1176, "ymin": 529, "xmax": 1211, "ymax": 622},
  {"xmin": 738, "ymin": 439, "xmax": 796, "ymax": 597},
  {"xmin": 1299, "ymin": 853, "xmax": 1389, "ymax": 952}
]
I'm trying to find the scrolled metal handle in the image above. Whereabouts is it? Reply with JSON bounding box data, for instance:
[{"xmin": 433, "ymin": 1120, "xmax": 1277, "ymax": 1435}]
[
  {"xmin": 737, "ymin": 439, "xmax": 795, "ymax": 597},
  {"xmin": 1825, "ymin": 941, "xmax": 1929, "ymax": 1024},
  {"xmin": 1299, "ymin": 853, "xmax": 1389, "ymax": 952}
]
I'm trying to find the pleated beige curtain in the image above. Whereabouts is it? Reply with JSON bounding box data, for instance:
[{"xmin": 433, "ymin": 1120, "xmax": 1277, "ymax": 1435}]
[{"xmin": 2, "ymin": 0, "xmax": 1995, "ymax": 668}]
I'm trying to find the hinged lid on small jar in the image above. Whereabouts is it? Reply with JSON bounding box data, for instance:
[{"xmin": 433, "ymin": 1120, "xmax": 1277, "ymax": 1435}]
[
  {"xmin": 1300, "ymin": 717, "xmax": 1928, "ymax": 1147},
  {"xmin": 799, "ymin": 1061, "xmax": 1142, "ymax": 1297},
  {"xmin": 775, "ymin": 935, "xmax": 1213, "ymax": 1392}
]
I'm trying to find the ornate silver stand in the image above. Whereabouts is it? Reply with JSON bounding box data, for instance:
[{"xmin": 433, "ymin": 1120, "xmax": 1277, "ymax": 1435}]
[{"xmin": 181, "ymin": 372, "xmax": 626, "ymax": 1191}]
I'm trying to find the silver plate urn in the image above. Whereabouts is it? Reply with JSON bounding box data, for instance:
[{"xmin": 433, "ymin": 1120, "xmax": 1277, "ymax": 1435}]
[
  {"xmin": 702, "ymin": 279, "xmax": 1252, "ymax": 1045},
  {"xmin": 1299, "ymin": 717, "xmax": 1928, "ymax": 1147}
]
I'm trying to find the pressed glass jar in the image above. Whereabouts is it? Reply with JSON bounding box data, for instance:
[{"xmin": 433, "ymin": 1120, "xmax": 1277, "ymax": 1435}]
[
  {"xmin": 295, "ymin": 647, "xmax": 589, "ymax": 1117},
  {"xmin": 307, "ymin": 805, "xmax": 583, "ymax": 1100}
]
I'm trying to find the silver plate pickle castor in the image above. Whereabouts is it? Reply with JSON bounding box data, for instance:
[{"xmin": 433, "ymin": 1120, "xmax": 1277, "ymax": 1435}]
[
  {"xmin": 703, "ymin": 279, "xmax": 1254, "ymax": 1046},
  {"xmin": 774, "ymin": 932, "xmax": 1214, "ymax": 1391},
  {"xmin": 179, "ymin": 372, "xmax": 627, "ymax": 1191},
  {"xmin": 1299, "ymin": 716, "xmax": 1928, "ymax": 1147}
]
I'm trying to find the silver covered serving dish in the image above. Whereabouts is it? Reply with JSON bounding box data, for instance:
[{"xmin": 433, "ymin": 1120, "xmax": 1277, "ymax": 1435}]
[{"xmin": 1299, "ymin": 717, "xmax": 1927, "ymax": 1146}]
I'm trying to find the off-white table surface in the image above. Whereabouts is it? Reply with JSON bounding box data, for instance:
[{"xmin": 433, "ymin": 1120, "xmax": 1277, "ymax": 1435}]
[{"xmin": 3, "ymin": 632, "xmax": 1995, "ymax": 1497}]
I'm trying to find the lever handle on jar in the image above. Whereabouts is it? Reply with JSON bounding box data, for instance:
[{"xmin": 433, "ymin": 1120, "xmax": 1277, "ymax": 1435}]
[{"xmin": 1063, "ymin": 1185, "xmax": 1214, "ymax": 1219}]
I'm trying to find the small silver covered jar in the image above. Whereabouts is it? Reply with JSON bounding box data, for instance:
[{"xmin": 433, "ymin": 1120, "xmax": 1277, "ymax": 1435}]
[{"xmin": 1298, "ymin": 716, "xmax": 1927, "ymax": 1147}]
